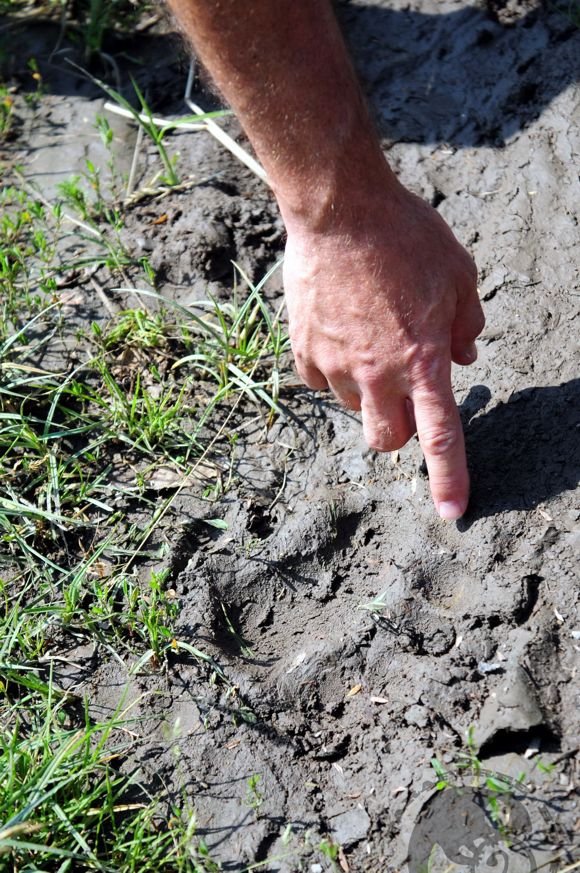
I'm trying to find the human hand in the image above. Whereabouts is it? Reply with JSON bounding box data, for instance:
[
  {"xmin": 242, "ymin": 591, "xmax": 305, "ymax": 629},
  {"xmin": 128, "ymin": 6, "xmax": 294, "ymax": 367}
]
[{"xmin": 283, "ymin": 184, "xmax": 485, "ymax": 520}]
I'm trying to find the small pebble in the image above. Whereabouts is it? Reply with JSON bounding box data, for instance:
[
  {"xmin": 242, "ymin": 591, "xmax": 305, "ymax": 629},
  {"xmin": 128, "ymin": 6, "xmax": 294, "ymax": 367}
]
[{"xmin": 478, "ymin": 661, "xmax": 504, "ymax": 674}]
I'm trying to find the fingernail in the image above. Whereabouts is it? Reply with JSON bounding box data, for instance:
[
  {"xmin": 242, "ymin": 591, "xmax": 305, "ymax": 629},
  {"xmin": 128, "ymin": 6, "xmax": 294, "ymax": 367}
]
[
  {"xmin": 438, "ymin": 500, "xmax": 464, "ymax": 521},
  {"xmin": 465, "ymin": 342, "xmax": 478, "ymax": 363}
]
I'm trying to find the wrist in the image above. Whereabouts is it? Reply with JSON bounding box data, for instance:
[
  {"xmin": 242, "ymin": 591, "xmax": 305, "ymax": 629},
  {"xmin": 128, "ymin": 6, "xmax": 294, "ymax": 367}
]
[{"xmin": 276, "ymin": 151, "xmax": 405, "ymax": 240}]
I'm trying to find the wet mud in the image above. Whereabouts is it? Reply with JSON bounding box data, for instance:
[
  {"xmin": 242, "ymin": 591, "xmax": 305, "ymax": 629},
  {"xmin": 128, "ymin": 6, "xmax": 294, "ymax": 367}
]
[{"xmin": 4, "ymin": 0, "xmax": 579, "ymax": 869}]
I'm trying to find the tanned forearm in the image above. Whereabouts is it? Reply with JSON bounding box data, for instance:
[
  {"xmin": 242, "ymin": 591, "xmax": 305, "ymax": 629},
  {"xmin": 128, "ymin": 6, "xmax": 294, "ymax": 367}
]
[{"xmin": 165, "ymin": 0, "xmax": 399, "ymax": 234}]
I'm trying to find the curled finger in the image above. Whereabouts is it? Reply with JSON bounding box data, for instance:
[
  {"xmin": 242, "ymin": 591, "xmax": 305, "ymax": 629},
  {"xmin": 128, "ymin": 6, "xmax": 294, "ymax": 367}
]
[
  {"xmin": 295, "ymin": 361, "xmax": 329, "ymax": 391},
  {"xmin": 327, "ymin": 378, "xmax": 361, "ymax": 411},
  {"xmin": 361, "ymin": 390, "xmax": 416, "ymax": 453}
]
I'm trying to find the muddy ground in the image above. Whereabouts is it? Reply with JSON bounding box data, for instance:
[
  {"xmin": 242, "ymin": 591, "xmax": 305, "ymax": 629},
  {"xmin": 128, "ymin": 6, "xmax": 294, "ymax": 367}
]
[{"xmin": 3, "ymin": 0, "xmax": 579, "ymax": 869}]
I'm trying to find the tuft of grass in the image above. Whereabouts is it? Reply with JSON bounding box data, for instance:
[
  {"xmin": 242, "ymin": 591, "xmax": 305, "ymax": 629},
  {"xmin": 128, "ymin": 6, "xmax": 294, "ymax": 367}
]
[
  {"xmin": 0, "ymin": 668, "xmax": 219, "ymax": 871},
  {"xmin": 82, "ymin": 71, "xmax": 230, "ymax": 194},
  {"xmin": 0, "ymin": 152, "xmax": 286, "ymax": 871},
  {"xmin": 0, "ymin": 25, "xmax": 289, "ymax": 867}
]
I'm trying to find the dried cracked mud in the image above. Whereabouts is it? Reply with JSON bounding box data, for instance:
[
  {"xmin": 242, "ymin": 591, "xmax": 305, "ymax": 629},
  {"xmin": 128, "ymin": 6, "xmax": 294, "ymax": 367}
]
[{"xmin": 5, "ymin": 0, "xmax": 579, "ymax": 869}]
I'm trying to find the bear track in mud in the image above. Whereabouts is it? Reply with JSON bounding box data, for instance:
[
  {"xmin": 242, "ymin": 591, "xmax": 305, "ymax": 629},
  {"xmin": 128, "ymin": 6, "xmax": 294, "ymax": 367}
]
[{"xmin": 12, "ymin": 0, "xmax": 578, "ymax": 867}]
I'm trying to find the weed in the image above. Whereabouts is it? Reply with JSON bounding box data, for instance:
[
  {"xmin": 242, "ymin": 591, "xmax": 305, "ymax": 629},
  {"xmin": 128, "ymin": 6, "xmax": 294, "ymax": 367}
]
[
  {"xmin": 94, "ymin": 307, "xmax": 167, "ymax": 351},
  {"xmin": 456, "ymin": 723, "xmax": 483, "ymax": 785},
  {"xmin": 245, "ymin": 774, "xmax": 264, "ymax": 815},
  {"xmin": 68, "ymin": 0, "xmax": 154, "ymax": 62},
  {"xmin": 430, "ymin": 756, "xmax": 450, "ymax": 791},
  {"xmin": 318, "ymin": 837, "xmax": 341, "ymax": 870},
  {"xmin": 0, "ymin": 85, "xmax": 14, "ymax": 139},
  {"xmin": 58, "ymin": 175, "xmax": 91, "ymax": 222},
  {"xmin": 56, "ymin": 173, "xmax": 134, "ymax": 274},
  {"xmin": 84, "ymin": 70, "xmax": 230, "ymax": 194},
  {"xmin": 25, "ymin": 57, "xmax": 45, "ymax": 106},
  {"xmin": 135, "ymin": 569, "xmax": 179, "ymax": 663},
  {"xmin": 95, "ymin": 112, "xmax": 125, "ymax": 201},
  {"xmin": 536, "ymin": 757, "xmax": 557, "ymax": 775},
  {"xmin": 220, "ymin": 602, "xmax": 255, "ymax": 658},
  {"xmin": 0, "ymin": 586, "xmax": 189, "ymax": 868},
  {"xmin": 172, "ymin": 260, "xmax": 289, "ymax": 424},
  {"xmin": 94, "ymin": 76, "xmax": 182, "ymax": 187},
  {"xmin": 96, "ymin": 112, "xmax": 115, "ymax": 150},
  {"xmin": 0, "ymin": 186, "xmax": 58, "ymax": 334},
  {"xmin": 357, "ymin": 588, "xmax": 389, "ymax": 613}
]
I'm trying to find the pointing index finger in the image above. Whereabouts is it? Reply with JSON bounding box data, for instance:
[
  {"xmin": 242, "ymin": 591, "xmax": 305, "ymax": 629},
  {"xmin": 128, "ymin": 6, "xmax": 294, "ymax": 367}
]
[{"xmin": 411, "ymin": 375, "xmax": 469, "ymax": 520}]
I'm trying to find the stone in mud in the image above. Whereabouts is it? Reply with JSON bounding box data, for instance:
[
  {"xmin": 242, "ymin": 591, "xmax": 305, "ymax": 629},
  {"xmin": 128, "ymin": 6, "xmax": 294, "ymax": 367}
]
[
  {"xmin": 405, "ymin": 704, "xmax": 430, "ymax": 729},
  {"xmin": 474, "ymin": 666, "xmax": 545, "ymax": 750},
  {"xmin": 330, "ymin": 805, "xmax": 371, "ymax": 848}
]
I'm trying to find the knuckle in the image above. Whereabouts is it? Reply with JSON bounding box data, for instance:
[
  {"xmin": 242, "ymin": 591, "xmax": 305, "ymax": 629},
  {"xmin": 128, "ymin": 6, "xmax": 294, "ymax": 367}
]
[
  {"xmin": 420, "ymin": 425, "xmax": 459, "ymax": 457},
  {"xmin": 324, "ymin": 365, "xmax": 347, "ymax": 384},
  {"xmin": 410, "ymin": 352, "xmax": 445, "ymax": 388},
  {"xmin": 364, "ymin": 422, "xmax": 405, "ymax": 453},
  {"xmin": 290, "ymin": 340, "xmax": 309, "ymax": 365},
  {"xmin": 357, "ymin": 365, "xmax": 386, "ymax": 391},
  {"xmin": 474, "ymin": 307, "xmax": 486, "ymax": 336},
  {"xmin": 367, "ymin": 435, "xmax": 393, "ymax": 452},
  {"xmin": 294, "ymin": 358, "xmax": 321, "ymax": 389},
  {"xmin": 337, "ymin": 393, "xmax": 360, "ymax": 412},
  {"xmin": 293, "ymin": 351, "xmax": 320, "ymax": 383},
  {"xmin": 302, "ymin": 372, "xmax": 325, "ymax": 391}
]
